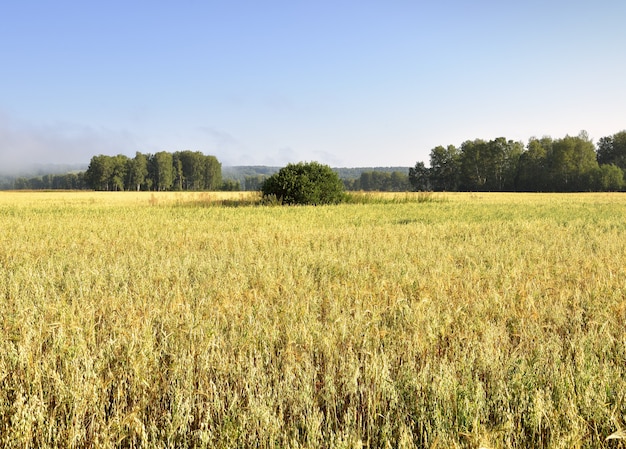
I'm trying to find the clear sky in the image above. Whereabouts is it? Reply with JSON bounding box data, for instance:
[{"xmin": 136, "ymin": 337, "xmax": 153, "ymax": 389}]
[{"xmin": 1, "ymin": 0, "xmax": 625, "ymax": 171}]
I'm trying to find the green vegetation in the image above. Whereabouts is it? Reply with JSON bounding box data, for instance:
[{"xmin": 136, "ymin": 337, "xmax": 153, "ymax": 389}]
[
  {"xmin": 222, "ymin": 166, "xmax": 412, "ymax": 192},
  {"xmin": 261, "ymin": 161, "xmax": 346, "ymax": 205},
  {"xmin": 410, "ymin": 130, "xmax": 626, "ymax": 192},
  {"xmin": 342, "ymin": 170, "xmax": 410, "ymax": 192},
  {"xmin": 1, "ymin": 191, "xmax": 625, "ymax": 448},
  {"xmin": 4, "ymin": 130, "xmax": 626, "ymax": 193},
  {"xmin": 83, "ymin": 150, "xmax": 222, "ymax": 191}
]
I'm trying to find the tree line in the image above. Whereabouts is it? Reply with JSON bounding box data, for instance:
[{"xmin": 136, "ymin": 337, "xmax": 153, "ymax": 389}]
[
  {"xmin": 244, "ymin": 170, "xmax": 411, "ymax": 192},
  {"xmin": 220, "ymin": 166, "xmax": 412, "ymax": 192},
  {"xmin": 11, "ymin": 172, "xmax": 87, "ymax": 190},
  {"xmin": 5, "ymin": 129, "xmax": 625, "ymax": 193},
  {"xmin": 84, "ymin": 151, "xmax": 223, "ymax": 191},
  {"xmin": 343, "ymin": 171, "xmax": 410, "ymax": 191},
  {"xmin": 409, "ymin": 130, "xmax": 626, "ymax": 192}
]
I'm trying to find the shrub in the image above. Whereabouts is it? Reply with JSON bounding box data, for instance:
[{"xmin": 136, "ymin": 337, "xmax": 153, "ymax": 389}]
[{"xmin": 261, "ymin": 162, "xmax": 346, "ymax": 205}]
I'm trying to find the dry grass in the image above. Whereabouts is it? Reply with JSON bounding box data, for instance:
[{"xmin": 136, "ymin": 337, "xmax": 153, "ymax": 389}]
[{"xmin": 0, "ymin": 191, "xmax": 625, "ymax": 448}]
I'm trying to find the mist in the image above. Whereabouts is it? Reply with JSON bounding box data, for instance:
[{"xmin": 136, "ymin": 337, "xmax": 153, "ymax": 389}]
[{"xmin": 0, "ymin": 114, "xmax": 137, "ymax": 175}]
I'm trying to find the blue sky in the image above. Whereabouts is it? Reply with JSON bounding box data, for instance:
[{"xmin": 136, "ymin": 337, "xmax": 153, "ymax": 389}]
[{"xmin": 1, "ymin": 0, "xmax": 625, "ymax": 171}]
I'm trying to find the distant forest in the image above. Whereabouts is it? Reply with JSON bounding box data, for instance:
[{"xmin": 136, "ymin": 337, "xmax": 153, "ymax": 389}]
[
  {"xmin": 1, "ymin": 129, "xmax": 625, "ymax": 192},
  {"xmin": 0, "ymin": 155, "xmax": 411, "ymax": 192}
]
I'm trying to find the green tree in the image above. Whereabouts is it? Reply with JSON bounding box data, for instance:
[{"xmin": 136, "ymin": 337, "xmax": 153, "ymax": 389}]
[
  {"xmin": 459, "ymin": 139, "xmax": 489, "ymax": 190},
  {"xmin": 459, "ymin": 138, "xmax": 522, "ymax": 191},
  {"xmin": 172, "ymin": 154, "xmax": 184, "ymax": 190},
  {"xmin": 128, "ymin": 152, "xmax": 148, "ymax": 191},
  {"xmin": 359, "ymin": 172, "xmax": 373, "ymax": 191},
  {"xmin": 515, "ymin": 137, "xmax": 551, "ymax": 191},
  {"xmin": 342, "ymin": 178, "xmax": 360, "ymax": 191},
  {"xmin": 408, "ymin": 162, "xmax": 431, "ymax": 191},
  {"xmin": 389, "ymin": 171, "xmax": 410, "ymax": 191},
  {"xmin": 174, "ymin": 150, "xmax": 204, "ymax": 190},
  {"xmin": 595, "ymin": 164, "xmax": 625, "ymax": 191},
  {"xmin": 110, "ymin": 155, "xmax": 130, "ymax": 191},
  {"xmin": 203, "ymin": 155, "xmax": 222, "ymax": 190},
  {"xmin": 359, "ymin": 171, "xmax": 388, "ymax": 191},
  {"xmin": 85, "ymin": 155, "xmax": 114, "ymax": 190},
  {"xmin": 13, "ymin": 177, "xmax": 30, "ymax": 189},
  {"xmin": 547, "ymin": 132, "xmax": 598, "ymax": 191},
  {"xmin": 261, "ymin": 161, "xmax": 345, "ymax": 205},
  {"xmin": 487, "ymin": 138, "xmax": 523, "ymax": 191},
  {"xmin": 429, "ymin": 145, "xmax": 460, "ymax": 191},
  {"xmin": 244, "ymin": 174, "xmax": 267, "ymax": 191},
  {"xmin": 150, "ymin": 152, "xmax": 174, "ymax": 191},
  {"xmin": 597, "ymin": 131, "xmax": 626, "ymax": 169},
  {"xmin": 220, "ymin": 180, "xmax": 241, "ymax": 191}
]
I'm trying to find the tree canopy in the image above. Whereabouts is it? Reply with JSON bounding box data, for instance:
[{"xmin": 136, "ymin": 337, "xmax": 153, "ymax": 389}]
[
  {"xmin": 83, "ymin": 151, "xmax": 222, "ymax": 191},
  {"xmin": 261, "ymin": 162, "xmax": 346, "ymax": 205},
  {"xmin": 409, "ymin": 131, "xmax": 626, "ymax": 192}
]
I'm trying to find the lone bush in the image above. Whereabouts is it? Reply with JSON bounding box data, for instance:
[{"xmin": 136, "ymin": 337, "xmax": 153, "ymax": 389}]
[{"xmin": 261, "ymin": 161, "xmax": 346, "ymax": 205}]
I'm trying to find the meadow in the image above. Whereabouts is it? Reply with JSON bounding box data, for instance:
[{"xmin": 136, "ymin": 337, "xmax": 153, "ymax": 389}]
[{"xmin": 0, "ymin": 191, "xmax": 625, "ymax": 448}]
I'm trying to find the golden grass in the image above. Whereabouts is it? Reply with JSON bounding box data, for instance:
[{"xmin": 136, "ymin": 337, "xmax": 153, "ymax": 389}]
[{"xmin": 1, "ymin": 191, "xmax": 625, "ymax": 448}]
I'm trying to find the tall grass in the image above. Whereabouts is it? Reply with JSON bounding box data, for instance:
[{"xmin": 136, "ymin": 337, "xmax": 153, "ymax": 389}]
[{"xmin": 0, "ymin": 192, "xmax": 625, "ymax": 448}]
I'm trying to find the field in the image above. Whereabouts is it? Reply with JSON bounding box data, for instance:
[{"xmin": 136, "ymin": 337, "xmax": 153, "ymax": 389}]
[{"xmin": 1, "ymin": 191, "xmax": 625, "ymax": 448}]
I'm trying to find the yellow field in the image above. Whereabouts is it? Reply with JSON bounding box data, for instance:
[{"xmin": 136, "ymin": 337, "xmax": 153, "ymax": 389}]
[{"xmin": 1, "ymin": 191, "xmax": 625, "ymax": 448}]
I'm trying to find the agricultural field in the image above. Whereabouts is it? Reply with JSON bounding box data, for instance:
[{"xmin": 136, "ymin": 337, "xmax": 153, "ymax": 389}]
[{"xmin": 1, "ymin": 191, "xmax": 625, "ymax": 448}]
